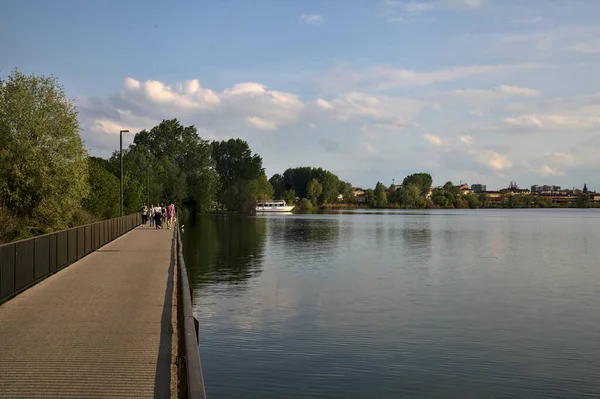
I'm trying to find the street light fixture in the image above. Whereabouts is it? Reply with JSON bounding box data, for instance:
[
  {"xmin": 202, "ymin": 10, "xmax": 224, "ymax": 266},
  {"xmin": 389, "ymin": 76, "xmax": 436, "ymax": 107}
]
[{"xmin": 120, "ymin": 130, "xmax": 129, "ymax": 216}]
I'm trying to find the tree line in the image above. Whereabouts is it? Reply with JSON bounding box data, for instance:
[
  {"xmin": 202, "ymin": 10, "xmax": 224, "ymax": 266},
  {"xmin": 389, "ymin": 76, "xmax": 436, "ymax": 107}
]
[
  {"xmin": 0, "ymin": 69, "xmax": 273, "ymax": 242},
  {"xmin": 0, "ymin": 69, "xmax": 349, "ymax": 242},
  {"xmin": 1, "ymin": 69, "xmax": 595, "ymax": 242}
]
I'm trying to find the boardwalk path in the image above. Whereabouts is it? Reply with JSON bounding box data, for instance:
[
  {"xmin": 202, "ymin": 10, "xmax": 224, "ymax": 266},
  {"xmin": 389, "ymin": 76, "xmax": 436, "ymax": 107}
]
[{"xmin": 0, "ymin": 226, "xmax": 177, "ymax": 398}]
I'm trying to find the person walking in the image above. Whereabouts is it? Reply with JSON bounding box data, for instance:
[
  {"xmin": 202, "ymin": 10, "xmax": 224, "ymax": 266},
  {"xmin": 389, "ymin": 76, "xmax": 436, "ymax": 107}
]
[
  {"xmin": 153, "ymin": 204, "xmax": 162, "ymax": 229},
  {"xmin": 167, "ymin": 202, "xmax": 175, "ymax": 229},
  {"xmin": 149, "ymin": 204, "xmax": 155, "ymax": 227},
  {"xmin": 161, "ymin": 203, "xmax": 167, "ymax": 227},
  {"xmin": 141, "ymin": 203, "xmax": 148, "ymax": 226}
]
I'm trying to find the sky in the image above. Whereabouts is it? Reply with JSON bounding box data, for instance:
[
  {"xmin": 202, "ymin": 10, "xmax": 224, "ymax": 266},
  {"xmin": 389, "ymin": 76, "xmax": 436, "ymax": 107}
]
[{"xmin": 2, "ymin": 0, "xmax": 600, "ymax": 190}]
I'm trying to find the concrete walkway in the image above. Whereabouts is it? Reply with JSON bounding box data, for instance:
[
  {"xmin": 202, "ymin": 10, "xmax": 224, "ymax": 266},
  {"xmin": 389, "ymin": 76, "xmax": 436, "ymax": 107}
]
[{"xmin": 0, "ymin": 226, "xmax": 177, "ymax": 399}]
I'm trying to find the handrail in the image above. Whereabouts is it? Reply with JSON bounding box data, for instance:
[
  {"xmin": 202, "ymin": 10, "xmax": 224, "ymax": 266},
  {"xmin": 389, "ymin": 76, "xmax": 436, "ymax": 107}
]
[
  {"xmin": 0, "ymin": 213, "xmax": 140, "ymax": 304},
  {"xmin": 176, "ymin": 222, "xmax": 207, "ymax": 399}
]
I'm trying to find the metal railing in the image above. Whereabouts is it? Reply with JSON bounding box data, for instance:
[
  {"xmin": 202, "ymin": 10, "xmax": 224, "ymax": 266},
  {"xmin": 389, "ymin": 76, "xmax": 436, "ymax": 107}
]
[
  {"xmin": 176, "ymin": 223, "xmax": 207, "ymax": 399},
  {"xmin": 0, "ymin": 213, "xmax": 141, "ymax": 304}
]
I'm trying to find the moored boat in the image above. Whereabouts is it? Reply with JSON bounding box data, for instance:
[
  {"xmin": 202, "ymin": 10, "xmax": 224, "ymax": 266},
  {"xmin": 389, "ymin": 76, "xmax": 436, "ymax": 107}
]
[{"xmin": 255, "ymin": 200, "xmax": 295, "ymax": 212}]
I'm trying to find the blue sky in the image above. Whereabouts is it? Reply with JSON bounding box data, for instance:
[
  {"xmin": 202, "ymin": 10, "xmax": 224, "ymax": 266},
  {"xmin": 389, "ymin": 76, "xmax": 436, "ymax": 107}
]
[{"xmin": 2, "ymin": 0, "xmax": 600, "ymax": 190}]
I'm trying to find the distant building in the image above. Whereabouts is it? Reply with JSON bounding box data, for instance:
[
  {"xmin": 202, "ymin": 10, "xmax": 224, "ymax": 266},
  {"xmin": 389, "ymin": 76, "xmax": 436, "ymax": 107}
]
[
  {"xmin": 531, "ymin": 184, "xmax": 561, "ymax": 192},
  {"xmin": 471, "ymin": 184, "xmax": 486, "ymax": 193}
]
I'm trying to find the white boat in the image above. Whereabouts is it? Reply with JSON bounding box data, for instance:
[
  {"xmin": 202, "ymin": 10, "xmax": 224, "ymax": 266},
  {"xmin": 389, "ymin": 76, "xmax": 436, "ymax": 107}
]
[{"xmin": 255, "ymin": 200, "xmax": 295, "ymax": 212}]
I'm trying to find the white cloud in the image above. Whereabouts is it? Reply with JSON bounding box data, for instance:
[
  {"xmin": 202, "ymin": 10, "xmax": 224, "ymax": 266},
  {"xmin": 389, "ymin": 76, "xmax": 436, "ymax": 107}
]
[
  {"xmin": 315, "ymin": 98, "xmax": 333, "ymax": 110},
  {"xmin": 513, "ymin": 16, "xmax": 543, "ymax": 24},
  {"xmin": 364, "ymin": 144, "xmax": 378, "ymax": 155},
  {"xmin": 423, "ymin": 134, "xmax": 442, "ymax": 145},
  {"xmin": 504, "ymin": 115, "xmax": 544, "ymax": 128},
  {"xmin": 247, "ymin": 116, "xmax": 278, "ymax": 131},
  {"xmin": 502, "ymin": 114, "xmax": 600, "ymax": 130},
  {"xmin": 494, "ymin": 85, "xmax": 539, "ymax": 96},
  {"xmin": 473, "ymin": 149, "xmax": 512, "ymax": 171},
  {"xmin": 382, "ymin": 0, "xmax": 483, "ymax": 22},
  {"xmin": 299, "ymin": 14, "xmax": 323, "ymax": 25},
  {"xmin": 495, "ymin": 26, "xmax": 600, "ymax": 55},
  {"xmin": 325, "ymin": 92, "xmax": 424, "ymax": 125},
  {"xmin": 459, "ymin": 135, "xmax": 473, "ymax": 145},
  {"xmin": 567, "ymin": 38, "xmax": 600, "ymax": 54},
  {"xmin": 319, "ymin": 62, "xmax": 541, "ymax": 92}
]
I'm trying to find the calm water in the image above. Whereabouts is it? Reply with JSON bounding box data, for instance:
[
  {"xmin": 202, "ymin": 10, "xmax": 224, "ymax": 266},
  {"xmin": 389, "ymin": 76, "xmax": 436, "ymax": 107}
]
[{"xmin": 183, "ymin": 210, "xmax": 600, "ymax": 399}]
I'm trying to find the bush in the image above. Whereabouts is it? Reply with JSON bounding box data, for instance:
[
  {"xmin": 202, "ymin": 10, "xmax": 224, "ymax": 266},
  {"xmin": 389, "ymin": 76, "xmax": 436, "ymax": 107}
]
[{"xmin": 297, "ymin": 198, "xmax": 313, "ymax": 211}]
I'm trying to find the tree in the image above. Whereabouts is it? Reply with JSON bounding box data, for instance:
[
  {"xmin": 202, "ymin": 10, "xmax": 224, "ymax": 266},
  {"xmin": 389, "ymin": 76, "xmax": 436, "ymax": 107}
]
[
  {"xmin": 212, "ymin": 139, "xmax": 264, "ymax": 212},
  {"xmin": 364, "ymin": 189, "xmax": 376, "ymax": 205},
  {"xmin": 576, "ymin": 193, "xmax": 591, "ymax": 208},
  {"xmin": 212, "ymin": 139, "xmax": 263, "ymax": 188},
  {"xmin": 0, "ymin": 69, "xmax": 89, "ymax": 238},
  {"xmin": 402, "ymin": 173, "xmax": 433, "ymax": 197},
  {"xmin": 307, "ymin": 178, "xmax": 323, "ymax": 206},
  {"xmin": 339, "ymin": 181, "xmax": 355, "ymax": 204},
  {"xmin": 269, "ymin": 174, "xmax": 285, "ymax": 199},
  {"xmin": 374, "ymin": 182, "xmax": 388, "ymax": 208},
  {"xmin": 478, "ymin": 193, "xmax": 492, "ymax": 208},
  {"xmin": 124, "ymin": 119, "xmax": 218, "ymax": 212},
  {"xmin": 85, "ymin": 157, "xmax": 119, "ymax": 219},
  {"xmin": 282, "ymin": 189, "xmax": 296, "ymax": 204},
  {"xmin": 399, "ymin": 184, "xmax": 426, "ymax": 208},
  {"xmin": 463, "ymin": 193, "xmax": 481, "ymax": 209}
]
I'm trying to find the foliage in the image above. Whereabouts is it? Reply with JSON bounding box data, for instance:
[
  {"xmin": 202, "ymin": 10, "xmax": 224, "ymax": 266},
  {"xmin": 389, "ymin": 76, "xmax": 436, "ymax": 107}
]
[
  {"xmin": 576, "ymin": 193, "xmax": 591, "ymax": 208},
  {"xmin": 282, "ymin": 189, "xmax": 296, "ymax": 204},
  {"xmin": 402, "ymin": 173, "xmax": 433, "ymax": 197},
  {"xmin": 339, "ymin": 181, "xmax": 355, "ymax": 204},
  {"xmin": 85, "ymin": 157, "xmax": 119, "ymax": 219},
  {"xmin": 398, "ymin": 184, "xmax": 426, "ymax": 208},
  {"xmin": 307, "ymin": 178, "xmax": 323, "ymax": 206},
  {"xmin": 0, "ymin": 69, "xmax": 89, "ymax": 239},
  {"xmin": 297, "ymin": 198, "xmax": 313, "ymax": 211},
  {"xmin": 281, "ymin": 167, "xmax": 341, "ymax": 205},
  {"xmin": 363, "ymin": 189, "xmax": 375, "ymax": 205},
  {"xmin": 269, "ymin": 173, "xmax": 285, "ymax": 199},
  {"xmin": 122, "ymin": 119, "xmax": 218, "ymax": 213},
  {"xmin": 374, "ymin": 182, "xmax": 388, "ymax": 208},
  {"xmin": 212, "ymin": 139, "xmax": 267, "ymax": 212}
]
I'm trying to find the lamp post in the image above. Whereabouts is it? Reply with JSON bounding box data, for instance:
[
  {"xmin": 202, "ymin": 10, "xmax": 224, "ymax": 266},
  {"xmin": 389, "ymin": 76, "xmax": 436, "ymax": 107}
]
[{"xmin": 120, "ymin": 130, "xmax": 129, "ymax": 216}]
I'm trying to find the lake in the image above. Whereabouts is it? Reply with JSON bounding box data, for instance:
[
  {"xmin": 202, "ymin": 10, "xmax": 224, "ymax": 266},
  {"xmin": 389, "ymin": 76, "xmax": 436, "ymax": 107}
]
[{"xmin": 182, "ymin": 209, "xmax": 600, "ymax": 399}]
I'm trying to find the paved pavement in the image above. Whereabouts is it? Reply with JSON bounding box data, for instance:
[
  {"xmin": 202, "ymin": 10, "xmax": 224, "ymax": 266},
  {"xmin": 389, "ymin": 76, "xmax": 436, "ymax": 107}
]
[{"xmin": 0, "ymin": 225, "xmax": 177, "ymax": 398}]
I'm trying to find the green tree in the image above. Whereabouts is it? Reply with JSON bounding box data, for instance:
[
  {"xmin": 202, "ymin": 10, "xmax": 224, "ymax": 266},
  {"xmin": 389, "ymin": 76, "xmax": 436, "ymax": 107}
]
[
  {"xmin": 269, "ymin": 173, "xmax": 285, "ymax": 199},
  {"xmin": 374, "ymin": 182, "xmax": 388, "ymax": 208},
  {"xmin": 402, "ymin": 173, "xmax": 433, "ymax": 197},
  {"xmin": 307, "ymin": 178, "xmax": 323, "ymax": 206},
  {"xmin": 281, "ymin": 166, "xmax": 341, "ymax": 202},
  {"xmin": 364, "ymin": 189, "xmax": 376, "ymax": 205},
  {"xmin": 282, "ymin": 189, "xmax": 296, "ymax": 204},
  {"xmin": 0, "ymin": 69, "xmax": 89, "ymax": 239},
  {"xmin": 339, "ymin": 181, "xmax": 355, "ymax": 204},
  {"xmin": 212, "ymin": 139, "xmax": 264, "ymax": 212},
  {"xmin": 125, "ymin": 119, "xmax": 218, "ymax": 212},
  {"xmin": 464, "ymin": 193, "xmax": 481, "ymax": 209},
  {"xmin": 212, "ymin": 139, "xmax": 263, "ymax": 189},
  {"xmin": 85, "ymin": 157, "xmax": 119, "ymax": 219},
  {"xmin": 478, "ymin": 193, "xmax": 492, "ymax": 208},
  {"xmin": 388, "ymin": 184, "xmax": 401, "ymax": 204},
  {"xmin": 576, "ymin": 193, "xmax": 591, "ymax": 208},
  {"xmin": 399, "ymin": 184, "xmax": 426, "ymax": 208}
]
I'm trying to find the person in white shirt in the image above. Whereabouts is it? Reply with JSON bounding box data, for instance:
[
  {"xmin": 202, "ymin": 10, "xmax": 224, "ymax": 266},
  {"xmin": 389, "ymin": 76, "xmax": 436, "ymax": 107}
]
[{"xmin": 153, "ymin": 205, "xmax": 162, "ymax": 229}]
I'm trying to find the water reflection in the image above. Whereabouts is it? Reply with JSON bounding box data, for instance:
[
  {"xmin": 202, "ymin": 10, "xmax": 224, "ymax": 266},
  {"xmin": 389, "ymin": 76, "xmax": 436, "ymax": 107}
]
[
  {"xmin": 183, "ymin": 210, "xmax": 600, "ymax": 399},
  {"xmin": 183, "ymin": 215, "xmax": 266, "ymax": 287}
]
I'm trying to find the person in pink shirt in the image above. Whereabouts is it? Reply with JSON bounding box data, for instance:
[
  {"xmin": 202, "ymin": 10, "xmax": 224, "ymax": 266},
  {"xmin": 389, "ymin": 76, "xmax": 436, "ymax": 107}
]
[{"xmin": 167, "ymin": 202, "xmax": 175, "ymax": 229}]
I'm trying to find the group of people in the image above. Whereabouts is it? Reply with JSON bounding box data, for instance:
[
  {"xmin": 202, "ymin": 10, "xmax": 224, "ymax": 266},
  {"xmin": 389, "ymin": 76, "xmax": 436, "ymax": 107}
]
[{"xmin": 141, "ymin": 202, "xmax": 176, "ymax": 230}]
